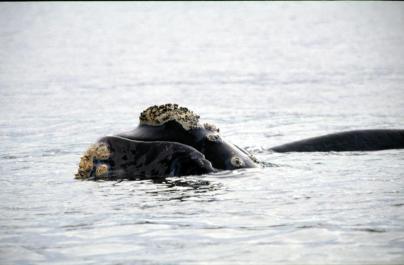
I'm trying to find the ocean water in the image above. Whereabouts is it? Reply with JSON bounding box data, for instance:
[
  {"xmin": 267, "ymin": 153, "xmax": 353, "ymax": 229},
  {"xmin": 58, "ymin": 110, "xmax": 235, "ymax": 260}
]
[{"xmin": 1, "ymin": 2, "xmax": 404, "ymax": 264}]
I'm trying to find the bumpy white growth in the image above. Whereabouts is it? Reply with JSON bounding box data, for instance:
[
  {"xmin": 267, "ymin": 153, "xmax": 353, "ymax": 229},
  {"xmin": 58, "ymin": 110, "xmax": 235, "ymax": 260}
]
[
  {"xmin": 76, "ymin": 142, "xmax": 110, "ymax": 179},
  {"xmin": 203, "ymin": 123, "xmax": 220, "ymax": 132},
  {"xmin": 139, "ymin": 104, "xmax": 201, "ymax": 130},
  {"xmin": 95, "ymin": 164, "xmax": 109, "ymax": 178}
]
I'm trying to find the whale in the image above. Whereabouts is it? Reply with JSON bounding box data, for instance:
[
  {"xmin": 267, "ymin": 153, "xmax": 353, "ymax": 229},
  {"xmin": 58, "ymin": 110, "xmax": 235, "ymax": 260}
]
[
  {"xmin": 76, "ymin": 104, "xmax": 404, "ymax": 180},
  {"xmin": 270, "ymin": 129, "xmax": 404, "ymax": 152},
  {"xmin": 76, "ymin": 136, "xmax": 216, "ymax": 180},
  {"xmin": 76, "ymin": 104, "xmax": 257, "ymax": 180}
]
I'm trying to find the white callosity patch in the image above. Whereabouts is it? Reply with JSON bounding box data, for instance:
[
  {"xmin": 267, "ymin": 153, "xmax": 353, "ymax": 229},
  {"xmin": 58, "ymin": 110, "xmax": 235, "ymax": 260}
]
[
  {"xmin": 95, "ymin": 164, "xmax": 109, "ymax": 178},
  {"xmin": 203, "ymin": 123, "xmax": 220, "ymax": 133},
  {"xmin": 139, "ymin": 104, "xmax": 201, "ymax": 130},
  {"xmin": 94, "ymin": 143, "xmax": 110, "ymax": 160},
  {"xmin": 206, "ymin": 134, "xmax": 221, "ymax": 142},
  {"xmin": 76, "ymin": 143, "xmax": 110, "ymax": 179}
]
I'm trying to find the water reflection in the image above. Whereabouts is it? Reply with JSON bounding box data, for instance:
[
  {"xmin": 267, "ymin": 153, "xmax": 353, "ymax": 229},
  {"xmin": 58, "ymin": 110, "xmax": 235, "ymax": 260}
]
[
  {"xmin": 91, "ymin": 175, "xmax": 224, "ymax": 203},
  {"xmin": 2, "ymin": 2, "xmax": 404, "ymax": 264},
  {"xmin": 146, "ymin": 177, "xmax": 223, "ymax": 202}
]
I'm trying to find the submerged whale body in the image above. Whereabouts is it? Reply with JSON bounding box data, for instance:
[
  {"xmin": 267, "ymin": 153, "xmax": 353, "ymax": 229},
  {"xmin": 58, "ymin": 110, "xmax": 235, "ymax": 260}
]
[
  {"xmin": 76, "ymin": 104, "xmax": 404, "ymax": 180},
  {"xmin": 270, "ymin": 129, "xmax": 404, "ymax": 152}
]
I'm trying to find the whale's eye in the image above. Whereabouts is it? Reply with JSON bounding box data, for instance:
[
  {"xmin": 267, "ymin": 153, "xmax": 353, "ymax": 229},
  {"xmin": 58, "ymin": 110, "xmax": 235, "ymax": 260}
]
[{"xmin": 230, "ymin": 156, "xmax": 244, "ymax": 168}]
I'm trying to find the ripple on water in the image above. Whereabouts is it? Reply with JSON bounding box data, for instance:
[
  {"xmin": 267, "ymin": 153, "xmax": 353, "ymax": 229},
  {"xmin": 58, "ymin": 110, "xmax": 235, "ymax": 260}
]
[{"xmin": 1, "ymin": 2, "xmax": 404, "ymax": 265}]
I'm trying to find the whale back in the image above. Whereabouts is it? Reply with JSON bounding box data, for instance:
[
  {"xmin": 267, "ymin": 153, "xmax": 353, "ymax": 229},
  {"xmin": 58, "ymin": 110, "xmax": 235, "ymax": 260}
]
[{"xmin": 271, "ymin": 129, "xmax": 404, "ymax": 152}]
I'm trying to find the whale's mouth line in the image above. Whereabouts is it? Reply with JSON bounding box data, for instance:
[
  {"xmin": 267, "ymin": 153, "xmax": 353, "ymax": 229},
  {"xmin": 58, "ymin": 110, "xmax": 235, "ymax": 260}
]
[{"xmin": 102, "ymin": 135, "xmax": 205, "ymax": 154}]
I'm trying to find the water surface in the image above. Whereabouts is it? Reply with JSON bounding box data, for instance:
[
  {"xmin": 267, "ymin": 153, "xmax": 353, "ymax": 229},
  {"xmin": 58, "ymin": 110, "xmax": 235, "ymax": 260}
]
[{"xmin": 1, "ymin": 2, "xmax": 404, "ymax": 264}]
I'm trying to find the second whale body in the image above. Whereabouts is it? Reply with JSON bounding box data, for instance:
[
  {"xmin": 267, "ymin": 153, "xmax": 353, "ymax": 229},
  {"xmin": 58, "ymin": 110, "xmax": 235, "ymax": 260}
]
[{"xmin": 270, "ymin": 129, "xmax": 404, "ymax": 152}]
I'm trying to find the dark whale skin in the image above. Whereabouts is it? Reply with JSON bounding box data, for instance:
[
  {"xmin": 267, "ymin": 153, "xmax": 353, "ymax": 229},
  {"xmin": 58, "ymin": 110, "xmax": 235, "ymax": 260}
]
[
  {"xmin": 95, "ymin": 136, "xmax": 215, "ymax": 180},
  {"xmin": 118, "ymin": 120, "xmax": 257, "ymax": 170},
  {"xmin": 270, "ymin": 129, "xmax": 404, "ymax": 152},
  {"xmin": 77, "ymin": 105, "xmax": 404, "ymax": 181}
]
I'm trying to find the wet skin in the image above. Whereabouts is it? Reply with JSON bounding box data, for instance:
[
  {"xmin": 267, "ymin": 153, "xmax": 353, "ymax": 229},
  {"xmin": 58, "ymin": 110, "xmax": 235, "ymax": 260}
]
[
  {"xmin": 118, "ymin": 120, "xmax": 257, "ymax": 170},
  {"xmin": 84, "ymin": 128, "xmax": 404, "ymax": 180},
  {"xmin": 76, "ymin": 103, "xmax": 403, "ymax": 180},
  {"xmin": 93, "ymin": 136, "xmax": 216, "ymax": 180},
  {"xmin": 270, "ymin": 129, "xmax": 404, "ymax": 152}
]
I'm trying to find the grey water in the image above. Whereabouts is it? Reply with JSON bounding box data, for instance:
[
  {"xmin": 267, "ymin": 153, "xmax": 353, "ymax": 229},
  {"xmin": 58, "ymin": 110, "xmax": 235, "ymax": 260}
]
[{"xmin": 1, "ymin": 2, "xmax": 404, "ymax": 264}]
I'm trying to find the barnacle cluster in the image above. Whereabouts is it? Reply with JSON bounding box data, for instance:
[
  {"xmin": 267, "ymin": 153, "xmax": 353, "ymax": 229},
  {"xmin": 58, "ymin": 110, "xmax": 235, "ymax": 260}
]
[
  {"xmin": 203, "ymin": 123, "xmax": 220, "ymax": 133},
  {"xmin": 139, "ymin": 103, "xmax": 201, "ymax": 130},
  {"xmin": 75, "ymin": 143, "xmax": 110, "ymax": 179}
]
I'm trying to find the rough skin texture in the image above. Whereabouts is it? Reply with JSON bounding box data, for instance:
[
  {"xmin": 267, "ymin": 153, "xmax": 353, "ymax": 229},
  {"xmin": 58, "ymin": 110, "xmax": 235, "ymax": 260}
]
[
  {"xmin": 76, "ymin": 103, "xmax": 258, "ymax": 180},
  {"xmin": 139, "ymin": 103, "xmax": 201, "ymax": 130},
  {"xmin": 75, "ymin": 142, "xmax": 110, "ymax": 179}
]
